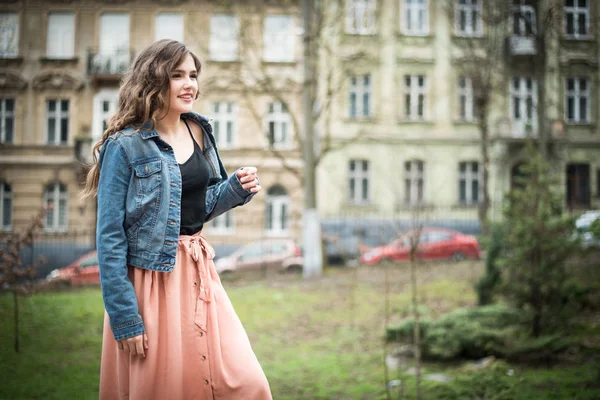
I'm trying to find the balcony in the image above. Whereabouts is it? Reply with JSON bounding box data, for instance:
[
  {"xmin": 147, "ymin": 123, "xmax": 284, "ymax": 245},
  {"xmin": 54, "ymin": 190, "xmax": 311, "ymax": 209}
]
[
  {"xmin": 87, "ymin": 48, "xmax": 132, "ymax": 83},
  {"xmin": 506, "ymin": 35, "xmax": 537, "ymax": 56}
]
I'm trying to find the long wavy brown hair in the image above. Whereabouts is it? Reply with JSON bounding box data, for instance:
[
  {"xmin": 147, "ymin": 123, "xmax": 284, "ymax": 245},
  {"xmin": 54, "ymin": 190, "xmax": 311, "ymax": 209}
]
[{"xmin": 81, "ymin": 39, "xmax": 201, "ymax": 198}]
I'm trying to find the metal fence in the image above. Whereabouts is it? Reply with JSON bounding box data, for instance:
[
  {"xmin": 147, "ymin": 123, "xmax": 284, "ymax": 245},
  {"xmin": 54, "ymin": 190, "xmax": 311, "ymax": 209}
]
[{"xmin": 1, "ymin": 205, "xmax": 484, "ymax": 282}]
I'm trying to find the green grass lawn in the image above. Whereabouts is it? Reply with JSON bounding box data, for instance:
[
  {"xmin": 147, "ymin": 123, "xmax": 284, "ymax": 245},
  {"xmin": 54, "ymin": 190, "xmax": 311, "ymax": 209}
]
[{"xmin": 1, "ymin": 261, "xmax": 598, "ymax": 399}]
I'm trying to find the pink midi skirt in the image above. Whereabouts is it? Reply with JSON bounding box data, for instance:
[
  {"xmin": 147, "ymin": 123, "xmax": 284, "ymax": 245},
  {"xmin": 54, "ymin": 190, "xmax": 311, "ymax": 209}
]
[{"xmin": 99, "ymin": 233, "xmax": 272, "ymax": 400}]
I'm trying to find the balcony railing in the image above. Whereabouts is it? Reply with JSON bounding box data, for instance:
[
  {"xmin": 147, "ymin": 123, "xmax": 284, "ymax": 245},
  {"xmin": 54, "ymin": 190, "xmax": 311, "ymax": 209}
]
[
  {"xmin": 87, "ymin": 48, "xmax": 132, "ymax": 76},
  {"xmin": 507, "ymin": 35, "xmax": 537, "ymax": 56}
]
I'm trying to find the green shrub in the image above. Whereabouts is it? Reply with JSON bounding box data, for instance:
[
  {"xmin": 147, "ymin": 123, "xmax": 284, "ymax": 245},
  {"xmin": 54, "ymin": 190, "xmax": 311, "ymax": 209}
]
[
  {"xmin": 476, "ymin": 223, "xmax": 504, "ymax": 306},
  {"xmin": 386, "ymin": 304, "xmax": 573, "ymax": 361}
]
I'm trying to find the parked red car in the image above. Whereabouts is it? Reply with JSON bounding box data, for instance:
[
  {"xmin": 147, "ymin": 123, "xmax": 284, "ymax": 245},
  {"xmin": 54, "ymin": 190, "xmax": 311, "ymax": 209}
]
[
  {"xmin": 46, "ymin": 250, "xmax": 100, "ymax": 286},
  {"xmin": 360, "ymin": 228, "xmax": 481, "ymax": 265}
]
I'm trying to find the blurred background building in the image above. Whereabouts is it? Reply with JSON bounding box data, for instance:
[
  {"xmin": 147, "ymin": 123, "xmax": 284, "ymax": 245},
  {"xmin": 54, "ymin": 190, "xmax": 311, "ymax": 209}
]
[{"xmin": 0, "ymin": 0, "xmax": 599, "ymax": 271}]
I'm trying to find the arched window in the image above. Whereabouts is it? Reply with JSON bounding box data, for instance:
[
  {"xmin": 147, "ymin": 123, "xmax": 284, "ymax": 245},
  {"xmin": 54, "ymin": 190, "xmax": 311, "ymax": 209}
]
[
  {"xmin": 44, "ymin": 182, "xmax": 68, "ymax": 230},
  {"xmin": 265, "ymin": 185, "xmax": 289, "ymax": 236},
  {"xmin": 0, "ymin": 182, "xmax": 12, "ymax": 230}
]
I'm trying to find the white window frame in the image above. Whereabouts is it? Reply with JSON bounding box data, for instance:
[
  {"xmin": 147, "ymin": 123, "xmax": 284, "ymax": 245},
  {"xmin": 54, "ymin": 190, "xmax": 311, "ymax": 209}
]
[
  {"xmin": 95, "ymin": 13, "xmax": 130, "ymax": 74},
  {"xmin": 565, "ymin": 77, "xmax": 590, "ymax": 124},
  {"xmin": 345, "ymin": 0, "xmax": 377, "ymax": 35},
  {"xmin": 44, "ymin": 182, "xmax": 68, "ymax": 231},
  {"xmin": 402, "ymin": 0, "xmax": 429, "ymax": 36},
  {"xmin": 208, "ymin": 211, "xmax": 235, "ymax": 235},
  {"xmin": 458, "ymin": 76, "xmax": 477, "ymax": 121},
  {"xmin": 564, "ymin": 0, "xmax": 590, "ymax": 39},
  {"xmin": 0, "ymin": 182, "xmax": 12, "ymax": 231},
  {"xmin": 92, "ymin": 90, "xmax": 118, "ymax": 143},
  {"xmin": 263, "ymin": 15, "xmax": 295, "ymax": 62},
  {"xmin": 512, "ymin": 4, "xmax": 536, "ymax": 36},
  {"xmin": 266, "ymin": 188, "xmax": 290, "ymax": 236},
  {"xmin": 265, "ymin": 102, "xmax": 292, "ymax": 149},
  {"xmin": 46, "ymin": 12, "xmax": 75, "ymax": 59},
  {"xmin": 459, "ymin": 161, "xmax": 481, "ymax": 205},
  {"xmin": 348, "ymin": 74, "xmax": 372, "ymax": 119},
  {"xmin": 404, "ymin": 160, "xmax": 425, "ymax": 206},
  {"xmin": 211, "ymin": 102, "xmax": 236, "ymax": 149},
  {"xmin": 510, "ymin": 77, "xmax": 537, "ymax": 137},
  {"xmin": 209, "ymin": 14, "xmax": 239, "ymax": 61},
  {"xmin": 404, "ymin": 75, "xmax": 427, "ymax": 120},
  {"xmin": 46, "ymin": 99, "xmax": 70, "ymax": 145},
  {"xmin": 155, "ymin": 13, "xmax": 184, "ymax": 42},
  {"xmin": 0, "ymin": 12, "xmax": 19, "ymax": 58},
  {"xmin": 455, "ymin": 0, "xmax": 482, "ymax": 37},
  {"xmin": 0, "ymin": 98, "xmax": 15, "ymax": 144},
  {"xmin": 348, "ymin": 159, "xmax": 370, "ymax": 205}
]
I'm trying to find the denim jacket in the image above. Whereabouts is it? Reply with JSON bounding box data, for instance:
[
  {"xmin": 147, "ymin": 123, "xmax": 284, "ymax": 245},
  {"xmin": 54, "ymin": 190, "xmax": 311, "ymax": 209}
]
[{"xmin": 96, "ymin": 112, "xmax": 255, "ymax": 340}]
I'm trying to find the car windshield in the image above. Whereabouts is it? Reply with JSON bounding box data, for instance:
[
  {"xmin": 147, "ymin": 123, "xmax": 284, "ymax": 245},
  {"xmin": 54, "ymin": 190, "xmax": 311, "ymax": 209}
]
[{"xmin": 80, "ymin": 254, "xmax": 98, "ymax": 267}]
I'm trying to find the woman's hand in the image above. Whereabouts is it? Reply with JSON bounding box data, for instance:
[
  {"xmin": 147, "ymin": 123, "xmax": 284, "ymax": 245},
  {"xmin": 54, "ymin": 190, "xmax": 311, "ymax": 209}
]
[
  {"xmin": 237, "ymin": 167, "xmax": 262, "ymax": 194},
  {"xmin": 117, "ymin": 332, "xmax": 149, "ymax": 358}
]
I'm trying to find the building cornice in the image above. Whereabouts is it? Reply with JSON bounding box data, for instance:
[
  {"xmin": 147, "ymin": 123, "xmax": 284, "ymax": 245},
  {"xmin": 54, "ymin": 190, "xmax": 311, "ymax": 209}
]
[
  {"xmin": 0, "ymin": 71, "xmax": 27, "ymax": 90},
  {"xmin": 32, "ymin": 71, "xmax": 84, "ymax": 91}
]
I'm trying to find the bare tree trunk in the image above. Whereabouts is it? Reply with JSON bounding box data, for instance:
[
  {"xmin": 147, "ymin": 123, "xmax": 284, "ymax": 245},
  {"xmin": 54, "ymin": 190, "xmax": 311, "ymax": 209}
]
[
  {"xmin": 409, "ymin": 244, "xmax": 422, "ymax": 400},
  {"xmin": 13, "ymin": 290, "xmax": 20, "ymax": 353},
  {"xmin": 302, "ymin": 0, "xmax": 323, "ymax": 278},
  {"xmin": 479, "ymin": 102, "xmax": 491, "ymax": 236}
]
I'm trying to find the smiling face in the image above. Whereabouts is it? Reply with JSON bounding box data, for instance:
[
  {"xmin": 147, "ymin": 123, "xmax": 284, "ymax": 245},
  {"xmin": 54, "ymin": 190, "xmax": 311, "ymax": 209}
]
[{"xmin": 168, "ymin": 53, "xmax": 198, "ymax": 115}]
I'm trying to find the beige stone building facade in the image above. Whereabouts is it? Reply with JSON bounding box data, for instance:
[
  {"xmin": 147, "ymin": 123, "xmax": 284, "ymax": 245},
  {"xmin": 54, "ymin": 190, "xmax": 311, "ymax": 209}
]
[
  {"xmin": 0, "ymin": 0, "xmax": 304, "ymax": 250},
  {"xmin": 1, "ymin": 0, "xmax": 599, "ymax": 254},
  {"xmin": 317, "ymin": 0, "xmax": 600, "ymax": 226}
]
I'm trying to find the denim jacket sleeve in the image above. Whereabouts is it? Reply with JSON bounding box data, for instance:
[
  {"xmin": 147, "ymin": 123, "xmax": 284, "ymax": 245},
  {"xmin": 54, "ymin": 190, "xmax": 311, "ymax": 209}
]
[
  {"xmin": 96, "ymin": 137, "xmax": 145, "ymax": 341},
  {"xmin": 204, "ymin": 144, "xmax": 257, "ymax": 222}
]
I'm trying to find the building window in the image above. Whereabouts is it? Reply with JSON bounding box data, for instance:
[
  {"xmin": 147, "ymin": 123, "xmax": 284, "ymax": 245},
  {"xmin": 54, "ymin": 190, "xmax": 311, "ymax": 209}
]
[
  {"xmin": 404, "ymin": 75, "xmax": 426, "ymax": 120},
  {"xmin": 565, "ymin": 0, "xmax": 589, "ymax": 39},
  {"xmin": 265, "ymin": 102, "xmax": 292, "ymax": 149},
  {"xmin": 44, "ymin": 182, "xmax": 68, "ymax": 230},
  {"xmin": 92, "ymin": 90, "xmax": 118, "ymax": 143},
  {"xmin": 348, "ymin": 159, "xmax": 369, "ymax": 205},
  {"xmin": 92, "ymin": 13, "xmax": 130, "ymax": 74},
  {"xmin": 455, "ymin": 0, "xmax": 482, "ymax": 36},
  {"xmin": 155, "ymin": 13, "xmax": 184, "ymax": 42},
  {"xmin": 0, "ymin": 98, "xmax": 14, "ymax": 144},
  {"xmin": 46, "ymin": 12, "xmax": 75, "ymax": 59},
  {"xmin": 565, "ymin": 78, "xmax": 590, "ymax": 124},
  {"xmin": 458, "ymin": 77, "xmax": 478, "ymax": 121},
  {"xmin": 345, "ymin": 0, "xmax": 376, "ymax": 35},
  {"xmin": 263, "ymin": 15, "xmax": 294, "ymax": 62},
  {"xmin": 0, "ymin": 182, "xmax": 12, "ymax": 231},
  {"xmin": 402, "ymin": 0, "xmax": 429, "ymax": 36},
  {"xmin": 208, "ymin": 211, "xmax": 234, "ymax": 235},
  {"xmin": 209, "ymin": 14, "xmax": 239, "ymax": 61},
  {"xmin": 405, "ymin": 160, "xmax": 425, "ymax": 206},
  {"xmin": 212, "ymin": 102, "xmax": 236, "ymax": 149},
  {"xmin": 512, "ymin": 4, "xmax": 536, "ymax": 36},
  {"xmin": 0, "ymin": 13, "xmax": 19, "ymax": 58},
  {"xmin": 510, "ymin": 77, "xmax": 537, "ymax": 137},
  {"xmin": 566, "ymin": 163, "xmax": 590, "ymax": 209},
  {"xmin": 46, "ymin": 100, "xmax": 69, "ymax": 145},
  {"xmin": 265, "ymin": 185, "xmax": 289, "ymax": 236},
  {"xmin": 459, "ymin": 161, "xmax": 480, "ymax": 205},
  {"xmin": 349, "ymin": 74, "xmax": 372, "ymax": 119}
]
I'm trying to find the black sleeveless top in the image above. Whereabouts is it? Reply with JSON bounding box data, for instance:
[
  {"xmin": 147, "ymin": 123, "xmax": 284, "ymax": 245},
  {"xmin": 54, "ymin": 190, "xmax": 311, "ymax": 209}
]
[{"xmin": 179, "ymin": 120, "xmax": 211, "ymax": 235}]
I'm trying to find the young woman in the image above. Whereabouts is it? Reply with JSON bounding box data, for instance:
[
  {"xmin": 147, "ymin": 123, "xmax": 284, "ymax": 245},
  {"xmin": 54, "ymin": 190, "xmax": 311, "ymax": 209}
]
[{"xmin": 83, "ymin": 39, "xmax": 272, "ymax": 399}]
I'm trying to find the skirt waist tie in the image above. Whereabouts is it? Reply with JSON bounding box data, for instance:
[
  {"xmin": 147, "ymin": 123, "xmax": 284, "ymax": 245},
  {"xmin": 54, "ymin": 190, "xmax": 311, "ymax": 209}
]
[{"xmin": 180, "ymin": 233, "xmax": 215, "ymax": 332}]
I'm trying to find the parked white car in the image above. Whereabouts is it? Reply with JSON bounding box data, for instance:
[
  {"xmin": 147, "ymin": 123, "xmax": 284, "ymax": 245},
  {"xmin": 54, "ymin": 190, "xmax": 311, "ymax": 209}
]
[{"xmin": 575, "ymin": 210, "xmax": 600, "ymax": 249}]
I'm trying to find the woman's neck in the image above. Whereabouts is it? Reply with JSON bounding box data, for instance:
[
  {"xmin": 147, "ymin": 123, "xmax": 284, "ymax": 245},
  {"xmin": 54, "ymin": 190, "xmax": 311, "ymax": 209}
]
[{"xmin": 155, "ymin": 112, "xmax": 183, "ymax": 140}]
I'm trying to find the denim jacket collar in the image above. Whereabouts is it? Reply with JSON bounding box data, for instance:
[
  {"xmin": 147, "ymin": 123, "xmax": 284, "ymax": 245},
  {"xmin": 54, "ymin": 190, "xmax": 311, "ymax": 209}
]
[{"xmin": 137, "ymin": 112, "xmax": 213, "ymax": 140}]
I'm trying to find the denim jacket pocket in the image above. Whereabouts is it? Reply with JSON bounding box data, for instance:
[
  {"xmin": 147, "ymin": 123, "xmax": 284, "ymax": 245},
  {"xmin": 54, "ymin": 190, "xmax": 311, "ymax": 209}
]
[{"xmin": 134, "ymin": 160, "xmax": 162, "ymax": 194}]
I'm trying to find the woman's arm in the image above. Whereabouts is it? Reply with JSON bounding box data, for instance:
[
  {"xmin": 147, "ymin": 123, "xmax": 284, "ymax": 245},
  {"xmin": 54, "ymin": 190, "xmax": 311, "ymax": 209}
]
[
  {"xmin": 204, "ymin": 167, "xmax": 258, "ymax": 222},
  {"xmin": 96, "ymin": 138, "xmax": 146, "ymax": 341}
]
